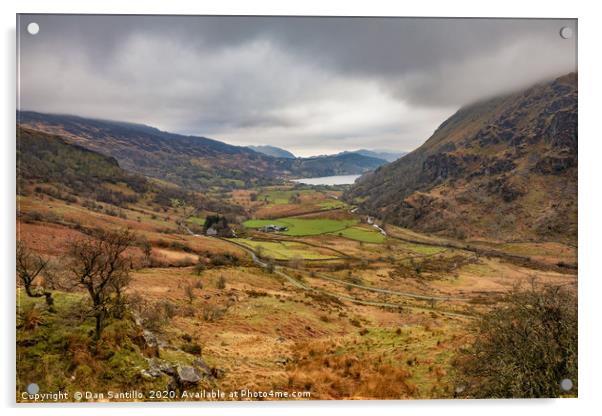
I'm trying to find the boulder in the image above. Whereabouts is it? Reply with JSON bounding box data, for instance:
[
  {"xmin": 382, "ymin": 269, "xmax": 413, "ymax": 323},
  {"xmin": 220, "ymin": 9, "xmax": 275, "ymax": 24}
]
[
  {"xmin": 146, "ymin": 358, "xmax": 166, "ymax": 377},
  {"xmin": 158, "ymin": 361, "xmax": 176, "ymax": 375},
  {"xmin": 192, "ymin": 358, "xmax": 213, "ymax": 377},
  {"xmin": 142, "ymin": 330, "xmax": 160, "ymax": 357},
  {"xmin": 140, "ymin": 358, "xmax": 172, "ymax": 380},
  {"xmin": 175, "ymin": 365, "xmax": 202, "ymax": 387}
]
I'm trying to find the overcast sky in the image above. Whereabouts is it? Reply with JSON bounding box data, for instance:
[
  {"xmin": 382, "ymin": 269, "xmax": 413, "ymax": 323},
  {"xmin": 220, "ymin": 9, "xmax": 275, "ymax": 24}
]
[{"xmin": 18, "ymin": 15, "xmax": 576, "ymax": 157}]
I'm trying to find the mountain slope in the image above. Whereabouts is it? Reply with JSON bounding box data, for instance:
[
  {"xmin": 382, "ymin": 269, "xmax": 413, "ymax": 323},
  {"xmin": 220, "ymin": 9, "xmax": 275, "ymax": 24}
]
[
  {"xmin": 17, "ymin": 112, "xmax": 282, "ymax": 190},
  {"xmin": 17, "ymin": 126, "xmax": 148, "ymax": 197},
  {"xmin": 248, "ymin": 145, "xmax": 296, "ymax": 159},
  {"xmin": 17, "ymin": 112, "xmax": 384, "ymax": 189},
  {"xmin": 16, "ymin": 126, "xmax": 247, "ymax": 219},
  {"xmin": 346, "ymin": 73, "xmax": 577, "ymax": 242}
]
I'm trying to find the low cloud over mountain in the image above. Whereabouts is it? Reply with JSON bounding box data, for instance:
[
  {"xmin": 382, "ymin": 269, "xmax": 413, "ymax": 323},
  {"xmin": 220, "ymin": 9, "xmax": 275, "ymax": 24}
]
[{"xmin": 19, "ymin": 15, "xmax": 576, "ymax": 156}]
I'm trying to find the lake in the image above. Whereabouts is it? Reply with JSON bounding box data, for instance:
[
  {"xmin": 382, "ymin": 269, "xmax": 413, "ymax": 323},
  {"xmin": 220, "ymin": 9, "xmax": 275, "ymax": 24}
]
[{"xmin": 291, "ymin": 174, "xmax": 361, "ymax": 186}]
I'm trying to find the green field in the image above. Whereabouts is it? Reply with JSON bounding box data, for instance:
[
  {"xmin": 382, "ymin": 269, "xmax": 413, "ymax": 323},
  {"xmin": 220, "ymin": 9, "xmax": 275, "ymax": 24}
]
[
  {"xmin": 318, "ymin": 199, "xmax": 348, "ymax": 209},
  {"xmin": 243, "ymin": 218, "xmax": 356, "ymax": 236},
  {"xmin": 186, "ymin": 216, "xmax": 206, "ymax": 226},
  {"xmin": 332, "ymin": 226, "xmax": 385, "ymax": 243},
  {"xmin": 258, "ymin": 189, "xmax": 315, "ymax": 205},
  {"xmin": 243, "ymin": 217, "xmax": 384, "ymax": 242},
  {"xmin": 231, "ymin": 238, "xmax": 340, "ymax": 260}
]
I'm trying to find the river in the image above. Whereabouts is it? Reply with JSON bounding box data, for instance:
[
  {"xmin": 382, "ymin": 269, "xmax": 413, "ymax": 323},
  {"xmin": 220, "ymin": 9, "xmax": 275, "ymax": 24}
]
[{"xmin": 291, "ymin": 174, "xmax": 361, "ymax": 186}]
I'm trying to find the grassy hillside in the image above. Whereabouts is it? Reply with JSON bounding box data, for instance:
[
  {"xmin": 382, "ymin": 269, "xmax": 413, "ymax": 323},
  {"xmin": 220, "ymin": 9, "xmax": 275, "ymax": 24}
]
[
  {"xmin": 346, "ymin": 73, "xmax": 577, "ymax": 243},
  {"xmin": 17, "ymin": 126, "xmax": 149, "ymax": 205},
  {"xmin": 17, "ymin": 126, "xmax": 246, "ymax": 227}
]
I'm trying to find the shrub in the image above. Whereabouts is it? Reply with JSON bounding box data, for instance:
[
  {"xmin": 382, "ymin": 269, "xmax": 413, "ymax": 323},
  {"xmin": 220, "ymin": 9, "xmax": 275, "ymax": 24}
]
[
  {"xmin": 209, "ymin": 253, "xmax": 240, "ymax": 267},
  {"xmin": 181, "ymin": 342, "xmax": 202, "ymax": 356},
  {"xmin": 346, "ymin": 275, "xmax": 364, "ymax": 286},
  {"xmin": 216, "ymin": 275, "xmax": 226, "ymax": 290},
  {"xmin": 137, "ymin": 299, "xmax": 177, "ymax": 332},
  {"xmin": 184, "ymin": 284, "xmax": 196, "ymax": 303},
  {"xmin": 20, "ymin": 211, "xmax": 44, "ymax": 223},
  {"xmin": 174, "ymin": 258, "xmax": 195, "ymax": 267},
  {"xmin": 202, "ymin": 304, "xmax": 226, "ymax": 322},
  {"xmin": 454, "ymin": 282, "xmax": 577, "ymax": 398},
  {"xmin": 19, "ymin": 306, "xmax": 43, "ymax": 331},
  {"xmin": 288, "ymin": 256, "xmax": 304, "ymax": 270},
  {"xmin": 266, "ymin": 258, "xmax": 275, "ymax": 274},
  {"xmin": 193, "ymin": 262, "xmax": 206, "ymax": 276}
]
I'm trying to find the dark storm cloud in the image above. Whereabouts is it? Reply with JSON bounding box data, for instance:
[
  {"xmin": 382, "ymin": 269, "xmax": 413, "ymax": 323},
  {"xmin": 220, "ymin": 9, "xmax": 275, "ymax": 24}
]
[{"xmin": 17, "ymin": 15, "xmax": 576, "ymax": 155}]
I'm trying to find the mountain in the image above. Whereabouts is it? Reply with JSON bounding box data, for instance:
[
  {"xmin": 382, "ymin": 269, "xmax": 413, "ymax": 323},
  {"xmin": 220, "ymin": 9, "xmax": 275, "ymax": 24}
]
[
  {"xmin": 317, "ymin": 149, "xmax": 402, "ymax": 163},
  {"xmin": 248, "ymin": 145, "xmax": 295, "ymax": 159},
  {"xmin": 352, "ymin": 149, "xmax": 407, "ymax": 162},
  {"xmin": 17, "ymin": 112, "xmax": 385, "ymax": 189},
  {"xmin": 285, "ymin": 152, "xmax": 386, "ymax": 177},
  {"xmin": 345, "ymin": 73, "xmax": 577, "ymax": 242}
]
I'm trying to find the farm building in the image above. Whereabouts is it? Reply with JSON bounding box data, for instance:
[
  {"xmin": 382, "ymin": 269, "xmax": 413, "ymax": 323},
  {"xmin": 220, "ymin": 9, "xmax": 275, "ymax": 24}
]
[{"xmin": 259, "ymin": 224, "xmax": 288, "ymax": 233}]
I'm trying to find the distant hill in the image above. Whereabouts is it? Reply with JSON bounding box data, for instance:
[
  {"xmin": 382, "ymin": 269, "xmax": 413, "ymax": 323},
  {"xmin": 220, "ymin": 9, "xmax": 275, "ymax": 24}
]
[
  {"xmin": 351, "ymin": 149, "xmax": 407, "ymax": 163},
  {"xmin": 346, "ymin": 73, "xmax": 577, "ymax": 242},
  {"xmin": 248, "ymin": 145, "xmax": 296, "ymax": 159},
  {"xmin": 17, "ymin": 112, "xmax": 386, "ymax": 189},
  {"xmin": 285, "ymin": 152, "xmax": 386, "ymax": 177}
]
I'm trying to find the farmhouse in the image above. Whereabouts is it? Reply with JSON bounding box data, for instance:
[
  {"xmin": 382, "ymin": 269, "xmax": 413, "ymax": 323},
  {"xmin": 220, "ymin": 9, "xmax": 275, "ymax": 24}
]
[{"xmin": 260, "ymin": 224, "xmax": 288, "ymax": 233}]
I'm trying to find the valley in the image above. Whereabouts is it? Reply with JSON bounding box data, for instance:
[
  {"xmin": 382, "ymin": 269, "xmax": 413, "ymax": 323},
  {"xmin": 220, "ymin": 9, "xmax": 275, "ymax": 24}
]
[
  {"xmin": 17, "ymin": 164, "xmax": 576, "ymax": 400},
  {"xmin": 16, "ymin": 74, "xmax": 578, "ymax": 401}
]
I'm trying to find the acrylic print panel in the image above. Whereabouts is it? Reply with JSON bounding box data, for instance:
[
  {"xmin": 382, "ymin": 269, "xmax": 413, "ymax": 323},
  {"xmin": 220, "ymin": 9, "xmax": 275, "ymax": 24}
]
[{"xmin": 16, "ymin": 14, "xmax": 577, "ymax": 402}]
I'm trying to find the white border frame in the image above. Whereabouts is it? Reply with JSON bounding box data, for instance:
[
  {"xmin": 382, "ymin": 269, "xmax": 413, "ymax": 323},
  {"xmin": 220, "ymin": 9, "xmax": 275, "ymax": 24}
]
[{"xmin": 2, "ymin": 1, "xmax": 599, "ymax": 415}]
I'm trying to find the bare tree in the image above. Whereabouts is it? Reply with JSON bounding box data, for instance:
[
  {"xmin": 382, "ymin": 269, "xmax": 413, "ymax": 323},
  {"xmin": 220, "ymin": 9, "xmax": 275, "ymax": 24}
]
[
  {"xmin": 68, "ymin": 229, "xmax": 136, "ymax": 339},
  {"xmin": 16, "ymin": 241, "xmax": 54, "ymax": 311}
]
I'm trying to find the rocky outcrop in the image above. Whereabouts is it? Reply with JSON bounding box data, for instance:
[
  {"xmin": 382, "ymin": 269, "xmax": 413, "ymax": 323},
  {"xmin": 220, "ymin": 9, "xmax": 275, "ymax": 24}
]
[
  {"xmin": 545, "ymin": 110, "xmax": 577, "ymax": 152},
  {"xmin": 485, "ymin": 176, "xmax": 526, "ymax": 203},
  {"xmin": 132, "ymin": 313, "xmax": 225, "ymax": 391},
  {"xmin": 422, "ymin": 153, "xmax": 463, "ymax": 183},
  {"xmin": 532, "ymin": 156, "xmax": 576, "ymax": 175}
]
